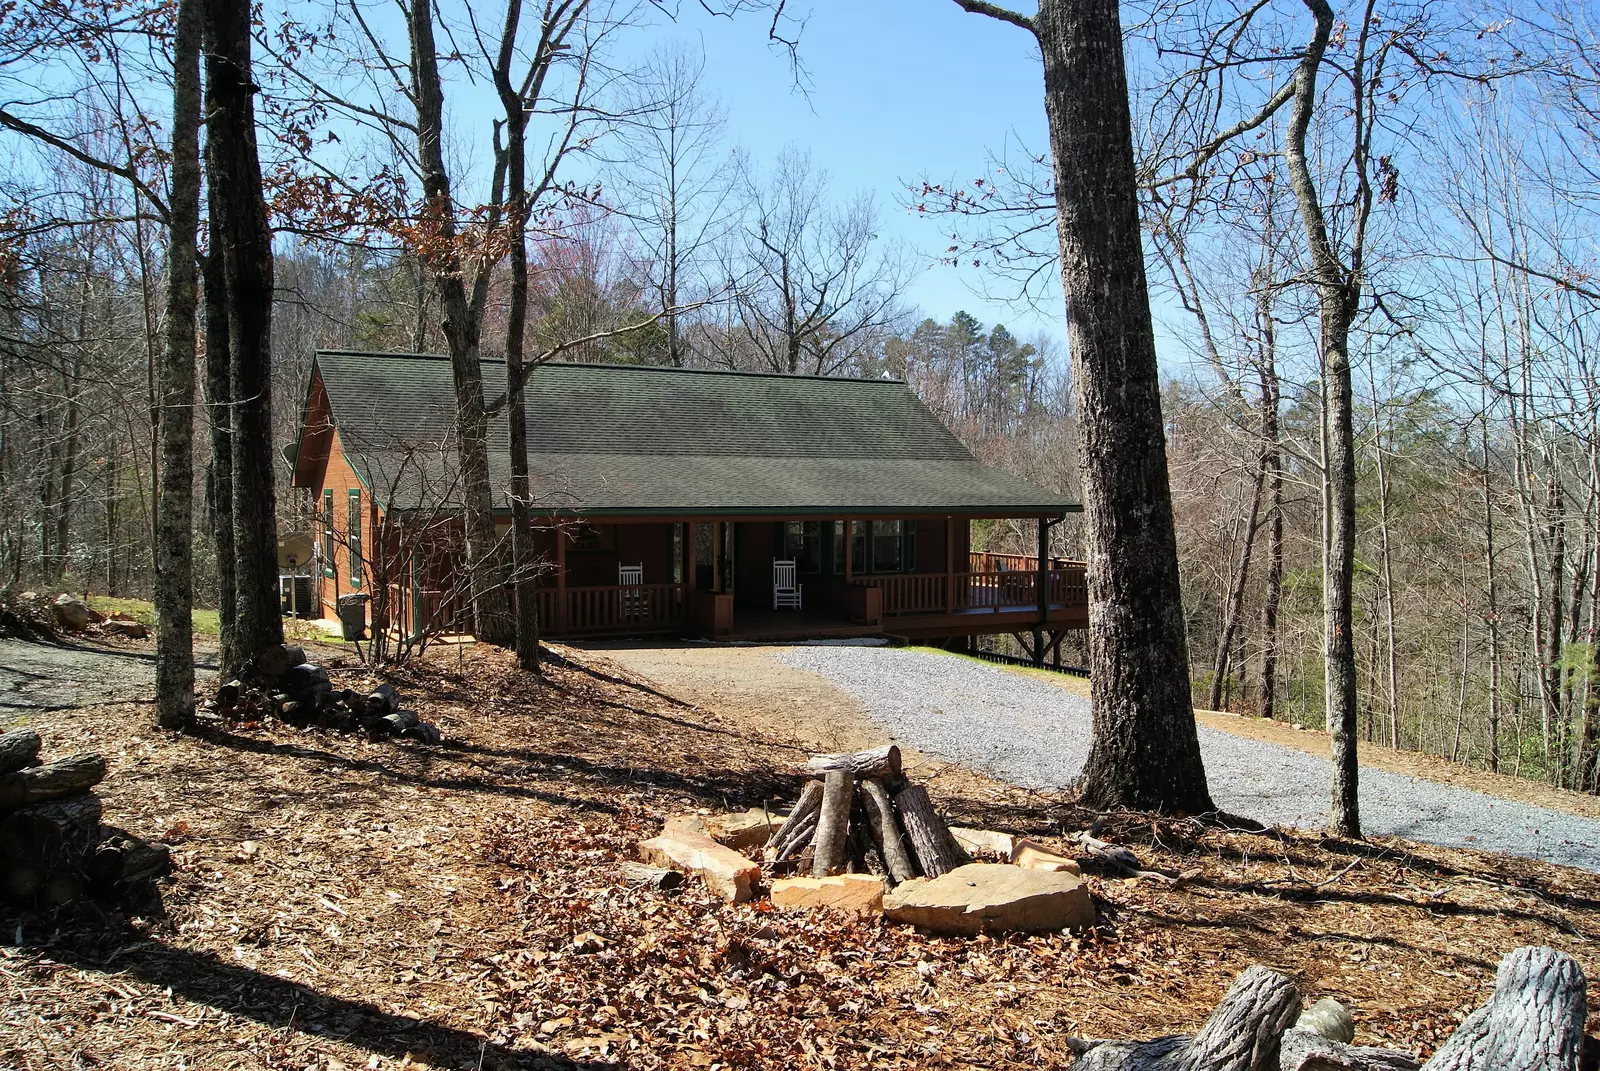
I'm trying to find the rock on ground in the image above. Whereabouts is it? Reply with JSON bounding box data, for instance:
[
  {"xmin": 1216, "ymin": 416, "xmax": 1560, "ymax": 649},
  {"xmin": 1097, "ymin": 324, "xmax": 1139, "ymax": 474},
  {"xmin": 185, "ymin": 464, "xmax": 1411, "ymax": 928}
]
[
  {"xmin": 882, "ymin": 862, "xmax": 1094, "ymax": 935},
  {"xmin": 770, "ymin": 874, "xmax": 885, "ymax": 918}
]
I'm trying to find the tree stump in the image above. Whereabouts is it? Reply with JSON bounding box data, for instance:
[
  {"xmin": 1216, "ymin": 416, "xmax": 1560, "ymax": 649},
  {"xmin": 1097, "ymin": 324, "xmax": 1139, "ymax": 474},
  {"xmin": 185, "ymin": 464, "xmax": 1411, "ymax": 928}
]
[
  {"xmin": 1280, "ymin": 1029, "xmax": 1420, "ymax": 1071},
  {"xmin": 1420, "ymin": 946, "xmax": 1587, "ymax": 1071},
  {"xmin": 1073, "ymin": 965, "xmax": 1300, "ymax": 1071},
  {"xmin": 0, "ymin": 728, "xmax": 42, "ymax": 775},
  {"xmin": 892, "ymin": 783, "xmax": 965, "ymax": 878},
  {"xmin": 811, "ymin": 770, "xmax": 854, "ymax": 876}
]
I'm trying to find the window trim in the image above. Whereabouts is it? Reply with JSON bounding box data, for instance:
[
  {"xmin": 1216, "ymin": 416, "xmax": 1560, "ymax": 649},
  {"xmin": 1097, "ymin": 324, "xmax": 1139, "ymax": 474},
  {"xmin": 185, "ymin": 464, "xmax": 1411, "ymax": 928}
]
[
  {"xmin": 347, "ymin": 489, "xmax": 363, "ymax": 589},
  {"xmin": 322, "ymin": 490, "xmax": 336, "ymax": 577}
]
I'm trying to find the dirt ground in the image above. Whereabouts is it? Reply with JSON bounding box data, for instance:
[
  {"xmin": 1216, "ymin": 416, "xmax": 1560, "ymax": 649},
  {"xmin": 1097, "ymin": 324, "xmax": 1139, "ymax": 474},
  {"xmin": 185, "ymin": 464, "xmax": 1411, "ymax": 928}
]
[{"xmin": 2, "ymin": 637, "xmax": 1599, "ymax": 1070}]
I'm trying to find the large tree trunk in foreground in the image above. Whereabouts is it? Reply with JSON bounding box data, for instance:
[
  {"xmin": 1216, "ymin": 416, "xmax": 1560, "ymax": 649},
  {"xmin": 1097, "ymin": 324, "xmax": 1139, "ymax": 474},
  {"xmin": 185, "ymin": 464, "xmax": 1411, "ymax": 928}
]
[
  {"xmin": 1073, "ymin": 965, "xmax": 1300, "ymax": 1071},
  {"xmin": 153, "ymin": 0, "xmax": 202, "ymax": 730},
  {"xmin": 207, "ymin": 0, "xmax": 283, "ymax": 664},
  {"xmin": 1069, "ymin": 947, "xmax": 1584, "ymax": 1071},
  {"xmin": 409, "ymin": 0, "xmax": 513, "ymax": 648},
  {"xmin": 1419, "ymin": 946, "xmax": 1587, "ymax": 1071},
  {"xmin": 1033, "ymin": 0, "xmax": 1212, "ymax": 813},
  {"xmin": 494, "ymin": 0, "xmax": 539, "ymax": 672},
  {"xmin": 203, "ymin": 204, "xmax": 236, "ymax": 675}
]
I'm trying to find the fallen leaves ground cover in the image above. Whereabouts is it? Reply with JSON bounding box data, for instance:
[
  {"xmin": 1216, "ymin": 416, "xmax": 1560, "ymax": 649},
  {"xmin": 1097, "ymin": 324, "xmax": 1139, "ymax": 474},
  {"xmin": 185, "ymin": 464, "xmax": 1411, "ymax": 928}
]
[{"xmin": 1, "ymin": 640, "xmax": 1597, "ymax": 1070}]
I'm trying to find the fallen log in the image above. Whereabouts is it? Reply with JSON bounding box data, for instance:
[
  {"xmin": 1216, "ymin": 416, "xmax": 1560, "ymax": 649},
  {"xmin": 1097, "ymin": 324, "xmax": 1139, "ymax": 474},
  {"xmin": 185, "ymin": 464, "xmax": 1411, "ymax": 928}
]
[
  {"xmin": 1420, "ymin": 946, "xmax": 1587, "ymax": 1071},
  {"xmin": 812, "ymin": 770, "xmax": 854, "ymax": 876},
  {"xmin": 619, "ymin": 862, "xmax": 684, "ymax": 891},
  {"xmin": 0, "ymin": 728, "xmax": 43, "ymax": 774},
  {"xmin": 86, "ymin": 833, "xmax": 171, "ymax": 890},
  {"xmin": 0, "ymin": 794, "xmax": 103, "ymax": 864},
  {"xmin": 769, "ymin": 781, "xmax": 822, "ymax": 848},
  {"xmin": 1280, "ymin": 1029, "xmax": 1421, "ymax": 1071},
  {"xmin": 366, "ymin": 684, "xmax": 400, "ymax": 716},
  {"xmin": 805, "ymin": 744, "xmax": 901, "ymax": 779},
  {"xmin": 860, "ymin": 777, "xmax": 918, "ymax": 882},
  {"xmin": 1072, "ymin": 965, "xmax": 1300, "ymax": 1071},
  {"xmin": 0, "ymin": 753, "xmax": 106, "ymax": 813},
  {"xmin": 892, "ymin": 783, "xmax": 965, "ymax": 878}
]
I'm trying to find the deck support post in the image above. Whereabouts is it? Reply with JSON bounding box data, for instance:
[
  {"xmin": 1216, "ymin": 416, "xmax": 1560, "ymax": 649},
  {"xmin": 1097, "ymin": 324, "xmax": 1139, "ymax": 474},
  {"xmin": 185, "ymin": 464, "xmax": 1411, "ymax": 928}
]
[
  {"xmin": 1036, "ymin": 516, "xmax": 1051, "ymax": 634},
  {"xmin": 555, "ymin": 522, "xmax": 567, "ymax": 635}
]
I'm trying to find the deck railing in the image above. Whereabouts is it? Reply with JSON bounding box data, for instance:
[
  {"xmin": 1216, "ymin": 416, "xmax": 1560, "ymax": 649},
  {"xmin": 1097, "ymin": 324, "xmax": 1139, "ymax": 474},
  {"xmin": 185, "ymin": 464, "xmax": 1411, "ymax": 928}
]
[
  {"xmin": 854, "ymin": 565, "xmax": 1087, "ymax": 618},
  {"xmin": 968, "ymin": 551, "xmax": 1081, "ymax": 574},
  {"xmin": 558, "ymin": 583, "xmax": 691, "ymax": 634}
]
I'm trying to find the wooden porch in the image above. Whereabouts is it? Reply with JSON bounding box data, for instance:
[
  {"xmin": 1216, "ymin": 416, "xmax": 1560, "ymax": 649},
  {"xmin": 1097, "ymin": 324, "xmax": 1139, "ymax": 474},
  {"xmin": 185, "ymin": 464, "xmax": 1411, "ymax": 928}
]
[{"xmin": 375, "ymin": 520, "xmax": 1088, "ymax": 645}]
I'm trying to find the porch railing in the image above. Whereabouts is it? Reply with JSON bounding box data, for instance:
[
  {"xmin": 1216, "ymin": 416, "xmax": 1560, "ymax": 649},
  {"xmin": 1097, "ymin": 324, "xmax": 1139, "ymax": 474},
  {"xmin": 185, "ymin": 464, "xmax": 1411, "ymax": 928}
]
[
  {"xmin": 854, "ymin": 565, "xmax": 1087, "ymax": 618},
  {"xmin": 557, "ymin": 583, "xmax": 691, "ymax": 634},
  {"xmin": 968, "ymin": 551, "xmax": 1080, "ymax": 573}
]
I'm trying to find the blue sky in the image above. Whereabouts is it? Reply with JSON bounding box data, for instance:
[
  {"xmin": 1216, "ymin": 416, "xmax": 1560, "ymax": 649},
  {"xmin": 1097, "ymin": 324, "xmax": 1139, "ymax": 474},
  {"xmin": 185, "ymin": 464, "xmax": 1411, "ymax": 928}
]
[{"xmin": 644, "ymin": 1, "xmax": 1064, "ymax": 345}]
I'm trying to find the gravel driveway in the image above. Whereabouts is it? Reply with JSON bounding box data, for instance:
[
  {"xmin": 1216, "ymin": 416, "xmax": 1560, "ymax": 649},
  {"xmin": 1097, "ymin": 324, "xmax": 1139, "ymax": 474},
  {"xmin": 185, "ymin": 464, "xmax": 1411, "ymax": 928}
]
[
  {"xmin": 0, "ymin": 637, "xmax": 216, "ymax": 716},
  {"xmin": 775, "ymin": 645, "xmax": 1600, "ymax": 873}
]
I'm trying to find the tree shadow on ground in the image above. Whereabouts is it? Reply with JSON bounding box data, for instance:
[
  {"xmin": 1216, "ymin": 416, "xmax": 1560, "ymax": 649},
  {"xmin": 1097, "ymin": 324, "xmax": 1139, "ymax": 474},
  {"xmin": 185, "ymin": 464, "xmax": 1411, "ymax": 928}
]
[
  {"xmin": 4, "ymin": 911, "xmax": 609, "ymax": 1071},
  {"xmin": 192, "ymin": 727, "xmax": 624, "ymax": 815}
]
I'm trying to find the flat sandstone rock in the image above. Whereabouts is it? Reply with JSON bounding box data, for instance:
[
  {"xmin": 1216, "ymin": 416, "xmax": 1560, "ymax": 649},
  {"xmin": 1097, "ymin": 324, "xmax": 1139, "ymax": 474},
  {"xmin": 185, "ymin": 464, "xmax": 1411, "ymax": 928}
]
[
  {"xmin": 950, "ymin": 826, "xmax": 1014, "ymax": 858},
  {"xmin": 703, "ymin": 809, "xmax": 779, "ymax": 852},
  {"xmin": 1011, "ymin": 838, "xmax": 1082, "ymax": 875},
  {"xmin": 883, "ymin": 863, "xmax": 1094, "ymax": 935},
  {"xmin": 770, "ymin": 874, "xmax": 885, "ymax": 917},
  {"xmin": 638, "ymin": 829, "xmax": 761, "ymax": 903}
]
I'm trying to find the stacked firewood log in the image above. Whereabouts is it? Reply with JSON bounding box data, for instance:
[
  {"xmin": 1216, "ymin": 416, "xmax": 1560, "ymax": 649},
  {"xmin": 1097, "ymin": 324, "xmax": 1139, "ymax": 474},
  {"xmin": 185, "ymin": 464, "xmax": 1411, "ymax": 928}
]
[
  {"xmin": 205, "ymin": 644, "xmax": 442, "ymax": 744},
  {"xmin": 0, "ymin": 729, "xmax": 170, "ymax": 908},
  {"xmin": 766, "ymin": 745, "xmax": 967, "ymax": 883}
]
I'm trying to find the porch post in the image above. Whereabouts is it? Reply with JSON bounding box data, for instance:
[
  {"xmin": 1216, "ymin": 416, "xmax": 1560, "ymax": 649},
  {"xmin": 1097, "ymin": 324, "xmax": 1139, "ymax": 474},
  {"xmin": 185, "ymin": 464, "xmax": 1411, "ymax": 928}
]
[
  {"xmin": 944, "ymin": 515, "xmax": 955, "ymax": 612},
  {"xmin": 713, "ymin": 523, "xmax": 723, "ymax": 592},
  {"xmin": 555, "ymin": 522, "xmax": 567, "ymax": 635},
  {"xmin": 685, "ymin": 522, "xmax": 696, "ymax": 589},
  {"xmin": 1035, "ymin": 516, "xmax": 1050, "ymax": 666}
]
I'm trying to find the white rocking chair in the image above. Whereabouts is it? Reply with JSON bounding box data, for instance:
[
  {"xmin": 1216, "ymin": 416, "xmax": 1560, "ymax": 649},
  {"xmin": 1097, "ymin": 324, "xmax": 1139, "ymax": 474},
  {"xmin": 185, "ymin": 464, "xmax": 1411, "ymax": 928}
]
[
  {"xmin": 772, "ymin": 559, "xmax": 803, "ymax": 611},
  {"xmin": 618, "ymin": 564, "xmax": 645, "ymax": 618}
]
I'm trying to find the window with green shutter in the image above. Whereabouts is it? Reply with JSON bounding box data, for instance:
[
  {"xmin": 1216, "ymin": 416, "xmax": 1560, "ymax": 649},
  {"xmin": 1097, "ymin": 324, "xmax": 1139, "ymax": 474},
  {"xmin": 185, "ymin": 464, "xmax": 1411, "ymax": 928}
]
[
  {"xmin": 348, "ymin": 489, "xmax": 362, "ymax": 588},
  {"xmin": 322, "ymin": 490, "xmax": 335, "ymax": 576}
]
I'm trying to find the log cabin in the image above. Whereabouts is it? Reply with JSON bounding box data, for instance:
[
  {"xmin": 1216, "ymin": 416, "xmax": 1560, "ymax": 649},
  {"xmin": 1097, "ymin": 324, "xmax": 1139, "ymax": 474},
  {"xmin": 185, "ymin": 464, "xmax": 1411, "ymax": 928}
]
[{"xmin": 288, "ymin": 350, "xmax": 1087, "ymax": 657}]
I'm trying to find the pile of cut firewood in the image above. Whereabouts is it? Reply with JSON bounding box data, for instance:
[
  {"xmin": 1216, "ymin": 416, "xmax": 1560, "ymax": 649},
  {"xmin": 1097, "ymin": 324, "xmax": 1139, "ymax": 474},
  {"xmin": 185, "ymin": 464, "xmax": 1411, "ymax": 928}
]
[
  {"xmin": 766, "ymin": 745, "xmax": 967, "ymax": 883},
  {"xmin": 205, "ymin": 643, "xmax": 442, "ymax": 744},
  {"xmin": 0, "ymin": 728, "xmax": 170, "ymax": 908}
]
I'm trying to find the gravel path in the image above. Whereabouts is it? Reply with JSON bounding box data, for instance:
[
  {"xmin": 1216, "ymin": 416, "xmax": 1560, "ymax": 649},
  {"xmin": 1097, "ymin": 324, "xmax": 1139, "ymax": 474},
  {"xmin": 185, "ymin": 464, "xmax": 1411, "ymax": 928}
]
[
  {"xmin": 775, "ymin": 645, "xmax": 1600, "ymax": 872},
  {"xmin": 0, "ymin": 637, "xmax": 216, "ymax": 716}
]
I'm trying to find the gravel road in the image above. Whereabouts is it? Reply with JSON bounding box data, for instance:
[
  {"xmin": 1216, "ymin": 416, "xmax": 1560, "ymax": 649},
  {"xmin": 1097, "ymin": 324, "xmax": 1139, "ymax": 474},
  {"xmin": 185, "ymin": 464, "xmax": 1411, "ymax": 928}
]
[
  {"xmin": 0, "ymin": 637, "xmax": 216, "ymax": 716},
  {"xmin": 775, "ymin": 644, "xmax": 1600, "ymax": 872}
]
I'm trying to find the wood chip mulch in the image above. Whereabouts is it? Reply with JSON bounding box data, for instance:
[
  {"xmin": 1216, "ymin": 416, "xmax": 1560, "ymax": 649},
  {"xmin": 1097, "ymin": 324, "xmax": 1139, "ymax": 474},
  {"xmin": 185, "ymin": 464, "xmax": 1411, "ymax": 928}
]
[{"xmin": 2, "ymin": 640, "xmax": 1597, "ymax": 1070}]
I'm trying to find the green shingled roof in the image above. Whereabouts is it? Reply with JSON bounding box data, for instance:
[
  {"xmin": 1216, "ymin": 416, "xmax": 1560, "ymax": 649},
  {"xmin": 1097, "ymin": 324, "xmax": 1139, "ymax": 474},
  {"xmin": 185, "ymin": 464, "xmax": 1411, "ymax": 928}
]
[{"xmin": 306, "ymin": 351, "xmax": 1079, "ymax": 517}]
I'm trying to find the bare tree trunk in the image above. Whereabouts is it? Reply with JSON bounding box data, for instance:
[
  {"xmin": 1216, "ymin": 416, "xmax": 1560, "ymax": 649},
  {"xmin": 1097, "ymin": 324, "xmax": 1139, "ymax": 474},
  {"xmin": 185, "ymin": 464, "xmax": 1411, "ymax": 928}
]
[
  {"xmin": 1259, "ymin": 358, "xmax": 1284, "ymax": 720},
  {"xmin": 1370, "ymin": 365, "xmax": 1401, "ymax": 749},
  {"xmin": 1209, "ymin": 454, "xmax": 1266, "ymax": 712},
  {"xmin": 202, "ymin": 208, "xmax": 236, "ymax": 673},
  {"xmin": 959, "ymin": 0, "xmax": 1213, "ymax": 813},
  {"xmin": 494, "ymin": 0, "xmax": 538, "ymax": 672},
  {"xmin": 1282, "ymin": 0, "xmax": 1360, "ymax": 836},
  {"xmin": 1543, "ymin": 474, "xmax": 1565, "ymax": 784},
  {"xmin": 207, "ymin": 0, "xmax": 283, "ymax": 663},
  {"xmin": 409, "ymin": 0, "xmax": 512, "ymax": 647},
  {"xmin": 1482, "ymin": 414, "xmax": 1500, "ymax": 772},
  {"xmin": 153, "ymin": 0, "xmax": 202, "ymax": 730}
]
